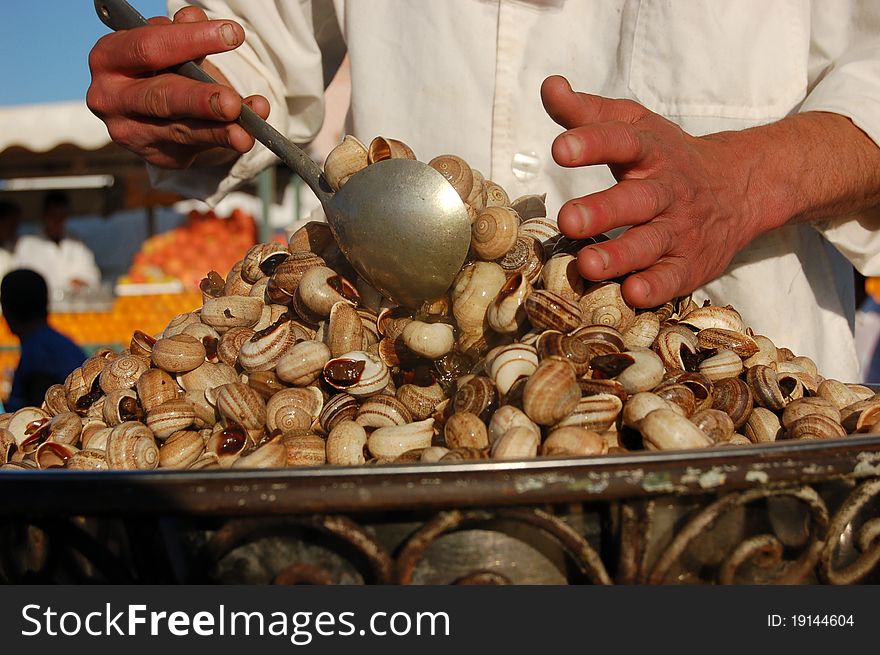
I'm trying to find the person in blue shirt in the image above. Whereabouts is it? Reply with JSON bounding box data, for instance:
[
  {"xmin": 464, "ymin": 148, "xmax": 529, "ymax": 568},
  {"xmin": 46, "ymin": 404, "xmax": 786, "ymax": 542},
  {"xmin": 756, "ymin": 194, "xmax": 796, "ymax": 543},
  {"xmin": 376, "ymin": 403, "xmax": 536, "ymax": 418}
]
[{"xmin": 1, "ymin": 269, "xmax": 86, "ymax": 412}]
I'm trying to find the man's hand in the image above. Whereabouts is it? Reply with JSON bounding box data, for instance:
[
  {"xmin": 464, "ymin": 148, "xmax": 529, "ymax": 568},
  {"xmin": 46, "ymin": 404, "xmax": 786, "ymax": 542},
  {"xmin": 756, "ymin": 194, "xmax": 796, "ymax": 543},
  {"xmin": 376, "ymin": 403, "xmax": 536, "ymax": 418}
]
[
  {"xmin": 87, "ymin": 6, "xmax": 270, "ymax": 169},
  {"xmin": 541, "ymin": 75, "xmax": 773, "ymax": 308}
]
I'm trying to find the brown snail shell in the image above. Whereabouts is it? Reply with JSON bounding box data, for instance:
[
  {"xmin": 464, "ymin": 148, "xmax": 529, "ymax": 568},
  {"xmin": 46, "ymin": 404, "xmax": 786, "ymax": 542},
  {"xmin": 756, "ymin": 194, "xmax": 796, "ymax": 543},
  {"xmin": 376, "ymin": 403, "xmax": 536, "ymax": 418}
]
[
  {"xmin": 541, "ymin": 427, "xmax": 606, "ymax": 457},
  {"xmin": 66, "ymin": 449, "xmax": 108, "ymax": 470},
  {"xmin": 276, "ymin": 340, "xmax": 332, "ymax": 387},
  {"xmin": 510, "ymin": 193, "xmax": 547, "ymax": 221},
  {"xmin": 444, "ymin": 412, "xmax": 489, "ymax": 449},
  {"xmin": 487, "ymin": 405, "xmax": 540, "ymax": 446},
  {"xmin": 129, "ymin": 330, "xmax": 157, "ymax": 360},
  {"xmin": 453, "ymin": 375, "xmax": 497, "ymax": 423},
  {"xmin": 786, "ymin": 414, "xmax": 847, "ymax": 440},
  {"xmin": 622, "ymin": 311, "xmax": 661, "ymax": 350},
  {"xmin": 680, "ymin": 304, "xmax": 746, "ymax": 333},
  {"xmin": 326, "ymin": 301, "xmax": 365, "ymax": 359},
  {"xmin": 491, "ymin": 426, "xmax": 539, "ymax": 460},
  {"xmin": 471, "ymin": 206, "xmax": 519, "ymax": 261},
  {"xmin": 654, "ymin": 324, "xmax": 699, "ymax": 372},
  {"xmin": 744, "ymin": 407, "xmax": 782, "ymax": 443},
  {"xmin": 397, "ymin": 381, "xmax": 446, "ymax": 421},
  {"xmin": 536, "ymin": 330, "xmax": 592, "ymax": 376},
  {"xmin": 484, "ymin": 180, "xmax": 510, "ymax": 208},
  {"xmin": 689, "ymin": 408, "xmax": 735, "ymax": 444},
  {"xmin": 710, "ymin": 377, "xmax": 753, "ymax": 430},
  {"xmin": 158, "ymin": 430, "xmax": 205, "ymax": 469},
  {"xmin": 98, "ymin": 354, "xmax": 149, "ymax": 394},
  {"xmin": 217, "ymin": 326, "xmax": 255, "ymax": 368},
  {"xmin": 293, "ymin": 266, "xmax": 359, "ymax": 322},
  {"xmin": 105, "ymin": 421, "xmax": 159, "ymax": 470},
  {"xmin": 355, "ymin": 395, "xmax": 413, "ymax": 429},
  {"xmin": 486, "ymin": 342, "xmax": 538, "ymax": 397},
  {"xmin": 367, "ymin": 418, "xmax": 435, "ymax": 459},
  {"xmin": 326, "ymin": 419, "xmax": 367, "ymax": 466},
  {"xmin": 487, "ymin": 272, "xmax": 531, "ymax": 335},
  {"xmin": 639, "ymin": 408, "xmax": 712, "ymax": 451},
  {"xmin": 238, "ymin": 314, "xmax": 296, "ymax": 373},
  {"xmin": 102, "ymin": 388, "xmax": 144, "ymax": 427},
  {"xmin": 212, "ymin": 382, "xmax": 267, "ymax": 433},
  {"xmin": 266, "ymin": 387, "xmax": 324, "ymax": 435},
  {"xmin": 579, "ymin": 282, "xmax": 635, "ymax": 332},
  {"xmin": 622, "ymin": 392, "xmax": 682, "ymax": 429},
  {"xmin": 324, "ymin": 135, "xmax": 369, "ymax": 190},
  {"xmin": 498, "ymin": 234, "xmax": 546, "ymax": 284},
  {"xmin": 401, "ymin": 320, "xmax": 455, "ymax": 360},
  {"xmin": 522, "ymin": 358, "xmax": 579, "ymax": 426},
  {"xmin": 282, "ymin": 433, "xmax": 327, "ymax": 466},
  {"xmin": 206, "ymin": 422, "xmax": 249, "ymax": 467},
  {"xmin": 652, "ymin": 383, "xmax": 696, "ymax": 417},
  {"xmin": 451, "ymin": 262, "xmax": 507, "ymax": 335},
  {"xmin": 781, "ymin": 397, "xmax": 841, "ymax": 430},
  {"xmin": 267, "ymin": 251, "xmax": 326, "ymax": 303},
  {"xmin": 145, "ymin": 398, "xmax": 196, "ymax": 440},
  {"xmin": 176, "ymin": 361, "xmax": 238, "ymax": 393},
  {"xmin": 319, "ymin": 393, "xmax": 359, "ymax": 434},
  {"xmin": 151, "ymin": 334, "xmax": 207, "ymax": 373},
  {"xmin": 524, "ymin": 290, "xmax": 582, "ymax": 333},
  {"xmin": 201, "ymin": 295, "xmax": 263, "ymax": 331},
  {"xmin": 367, "ymin": 136, "xmax": 416, "ymax": 163},
  {"xmin": 240, "ymin": 242, "xmax": 288, "ymax": 284},
  {"xmin": 234, "ymin": 436, "xmax": 288, "ymax": 469},
  {"xmin": 136, "ymin": 368, "xmax": 181, "ymax": 412},
  {"xmin": 697, "ymin": 348, "xmax": 743, "ymax": 382},
  {"xmin": 697, "ymin": 328, "xmax": 759, "ymax": 358},
  {"xmin": 323, "ymin": 350, "xmax": 390, "ymax": 397},
  {"xmin": 429, "ymin": 154, "xmax": 474, "ymax": 202}
]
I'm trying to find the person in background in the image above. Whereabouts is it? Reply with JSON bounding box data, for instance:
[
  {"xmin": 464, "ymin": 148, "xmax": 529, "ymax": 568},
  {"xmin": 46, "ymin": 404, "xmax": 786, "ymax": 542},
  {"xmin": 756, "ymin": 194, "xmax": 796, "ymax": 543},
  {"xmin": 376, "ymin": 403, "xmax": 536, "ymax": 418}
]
[
  {"xmin": 0, "ymin": 200, "xmax": 21, "ymax": 284},
  {"xmin": 0, "ymin": 269, "xmax": 86, "ymax": 412},
  {"xmin": 13, "ymin": 191, "xmax": 101, "ymax": 298}
]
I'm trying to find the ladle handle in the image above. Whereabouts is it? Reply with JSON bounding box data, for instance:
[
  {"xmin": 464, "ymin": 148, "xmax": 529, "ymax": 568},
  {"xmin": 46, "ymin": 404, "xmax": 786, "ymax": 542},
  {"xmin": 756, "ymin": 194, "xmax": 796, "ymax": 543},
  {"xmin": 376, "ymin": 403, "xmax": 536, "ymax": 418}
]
[{"xmin": 93, "ymin": 0, "xmax": 331, "ymax": 203}]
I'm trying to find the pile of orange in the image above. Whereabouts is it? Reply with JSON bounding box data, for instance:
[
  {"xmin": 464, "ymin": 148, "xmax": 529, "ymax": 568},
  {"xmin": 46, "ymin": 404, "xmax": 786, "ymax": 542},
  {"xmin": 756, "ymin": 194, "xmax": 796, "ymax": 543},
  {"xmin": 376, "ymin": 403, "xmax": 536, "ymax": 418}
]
[{"xmin": 119, "ymin": 208, "xmax": 258, "ymax": 291}]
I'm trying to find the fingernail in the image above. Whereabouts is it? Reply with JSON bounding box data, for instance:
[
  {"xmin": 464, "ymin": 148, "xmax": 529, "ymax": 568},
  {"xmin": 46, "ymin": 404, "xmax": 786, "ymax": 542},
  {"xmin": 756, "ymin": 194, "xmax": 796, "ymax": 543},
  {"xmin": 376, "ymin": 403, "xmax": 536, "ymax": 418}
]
[
  {"xmin": 210, "ymin": 92, "xmax": 223, "ymax": 117},
  {"xmin": 560, "ymin": 134, "xmax": 582, "ymax": 162},
  {"xmin": 220, "ymin": 23, "xmax": 237, "ymax": 46},
  {"xmin": 629, "ymin": 276, "xmax": 649, "ymax": 299},
  {"xmin": 588, "ymin": 247, "xmax": 610, "ymax": 270},
  {"xmin": 573, "ymin": 203, "xmax": 591, "ymax": 234}
]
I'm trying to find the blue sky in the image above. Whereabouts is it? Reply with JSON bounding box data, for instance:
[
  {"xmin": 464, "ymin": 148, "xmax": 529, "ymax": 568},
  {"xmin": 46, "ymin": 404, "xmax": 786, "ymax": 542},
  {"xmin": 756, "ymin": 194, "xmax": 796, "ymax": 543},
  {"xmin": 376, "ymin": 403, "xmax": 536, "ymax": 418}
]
[{"xmin": 0, "ymin": 0, "xmax": 170, "ymax": 106}]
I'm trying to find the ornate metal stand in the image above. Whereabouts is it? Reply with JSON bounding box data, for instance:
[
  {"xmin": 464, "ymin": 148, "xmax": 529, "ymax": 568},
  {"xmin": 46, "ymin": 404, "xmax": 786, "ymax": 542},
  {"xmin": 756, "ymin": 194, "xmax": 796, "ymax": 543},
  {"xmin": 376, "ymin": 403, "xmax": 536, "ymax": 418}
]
[{"xmin": 1, "ymin": 436, "xmax": 879, "ymax": 584}]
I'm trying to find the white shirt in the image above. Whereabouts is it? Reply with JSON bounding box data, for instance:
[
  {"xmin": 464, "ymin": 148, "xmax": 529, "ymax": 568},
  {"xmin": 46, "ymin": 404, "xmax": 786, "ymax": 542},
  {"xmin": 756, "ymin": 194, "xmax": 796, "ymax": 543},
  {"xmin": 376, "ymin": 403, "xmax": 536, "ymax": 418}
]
[
  {"xmin": 13, "ymin": 234, "xmax": 102, "ymax": 297},
  {"xmin": 157, "ymin": 0, "xmax": 880, "ymax": 381}
]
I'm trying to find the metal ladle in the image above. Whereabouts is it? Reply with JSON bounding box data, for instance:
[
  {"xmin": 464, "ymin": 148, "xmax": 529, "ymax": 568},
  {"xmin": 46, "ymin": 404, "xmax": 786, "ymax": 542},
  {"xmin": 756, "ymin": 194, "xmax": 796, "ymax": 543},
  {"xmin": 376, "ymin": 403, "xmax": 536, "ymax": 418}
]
[{"xmin": 94, "ymin": 0, "xmax": 471, "ymax": 308}]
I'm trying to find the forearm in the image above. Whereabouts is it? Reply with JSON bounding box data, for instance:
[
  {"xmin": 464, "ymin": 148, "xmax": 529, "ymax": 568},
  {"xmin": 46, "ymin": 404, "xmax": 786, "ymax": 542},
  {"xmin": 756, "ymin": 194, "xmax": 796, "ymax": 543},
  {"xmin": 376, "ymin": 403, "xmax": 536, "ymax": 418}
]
[{"xmin": 708, "ymin": 111, "xmax": 880, "ymax": 243}]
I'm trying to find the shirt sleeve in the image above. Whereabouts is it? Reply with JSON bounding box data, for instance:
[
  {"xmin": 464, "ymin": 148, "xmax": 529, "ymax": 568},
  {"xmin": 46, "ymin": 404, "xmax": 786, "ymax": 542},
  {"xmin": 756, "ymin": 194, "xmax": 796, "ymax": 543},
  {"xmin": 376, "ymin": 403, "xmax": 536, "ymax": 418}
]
[
  {"xmin": 800, "ymin": 2, "xmax": 880, "ymax": 275},
  {"xmin": 149, "ymin": 0, "xmax": 345, "ymax": 205}
]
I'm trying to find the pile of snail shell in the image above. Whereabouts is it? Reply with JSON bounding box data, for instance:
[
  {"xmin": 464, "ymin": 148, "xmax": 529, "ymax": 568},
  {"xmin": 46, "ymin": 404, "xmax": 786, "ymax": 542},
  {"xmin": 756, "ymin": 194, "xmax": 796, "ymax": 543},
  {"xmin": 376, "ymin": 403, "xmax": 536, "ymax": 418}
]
[{"xmin": 1, "ymin": 135, "xmax": 878, "ymax": 472}]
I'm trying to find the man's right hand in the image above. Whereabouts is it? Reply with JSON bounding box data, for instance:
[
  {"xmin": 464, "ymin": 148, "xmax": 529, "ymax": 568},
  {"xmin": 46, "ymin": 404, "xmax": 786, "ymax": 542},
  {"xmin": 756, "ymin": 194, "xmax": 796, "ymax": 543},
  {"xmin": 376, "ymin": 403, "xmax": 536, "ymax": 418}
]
[{"xmin": 87, "ymin": 6, "xmax": 270, "ymax": 169}]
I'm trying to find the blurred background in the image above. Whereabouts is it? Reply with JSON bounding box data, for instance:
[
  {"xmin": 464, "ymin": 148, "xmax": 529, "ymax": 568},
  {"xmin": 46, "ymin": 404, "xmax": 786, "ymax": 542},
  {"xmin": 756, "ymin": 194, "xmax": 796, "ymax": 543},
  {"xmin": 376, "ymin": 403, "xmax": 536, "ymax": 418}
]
[{"xmin": 0, "ymin": 1, "xmax": 351, "ymax": 402}]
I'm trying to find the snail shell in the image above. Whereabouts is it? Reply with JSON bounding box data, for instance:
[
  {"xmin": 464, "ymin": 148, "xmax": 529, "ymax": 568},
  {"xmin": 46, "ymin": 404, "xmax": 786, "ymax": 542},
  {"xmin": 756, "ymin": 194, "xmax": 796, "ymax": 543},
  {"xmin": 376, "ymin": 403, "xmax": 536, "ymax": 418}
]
[
  {"xmin": 518, "ymin": 217, "xmax": 560, "ymax": 252},
  {"xmin": 158, "ymin": 430, "xmax": 205, "ymax": 469},
  {"xmin": 201, "ymin": 295, "xmax": 263, "ymax": 331},
  {"xmin": 319, "ymin": 393, "xmax": 359, "ymax": 434},
  {"xmin": 129, "ymin": 330, "xmax": 157, "ymax": 361},
  {"xmin": 453, "ymin": 375, "xmax": 497, "ymax": 422},
  {"xmin": 451, "ymin": 262, "xmax": 507, "ymax": 335},
  {"xmin": 216, "ymin": 326, "xmax": 255, "ymax": 367},
  {"xmin": 324, "ymin": 135, "xmax": 369, "ymax": 190},
  {"xmin": 212, "ymin": 383, "xmax": 267, "ymax": 433},
  {"xmin": 579, "ymin": 282, "xmax": 635, "ymax": 332},
  {"xmin": 781, "ymin": 397, "xmax": 841, "ymax": 430},
  {"xmin": 487, "ymin": 272, "xmax": 531, "ymax": 335},
  {"xmin": 397, "ymin": 381, "xmax": 446, "ymax": 421},
  {"xmin": 639, "ymin": 408, "xmax": 712, "ymax": 451},
  {"xmin": 592, "ymin": 349, "xmax": 664, "ymax": 395},
  {"xmin": 401, "ymin": 320, "xmax": 455, "ymax": 360},
  {"xmin": 367, "ymin": 136, "xmax": 416, "ymax": 163},
  {"xmin": 744, "ymin": 407, "xmax": 782, "ymax": 443},
  {"xmin": 43, "ymin": 383, "xmax": 71, "ymax": 415},
  {"xmin": 282, "ymin": 433, "xmax": 327, "ymax": 467},
  {"xmin": 151, "ymin": 334, "xmax": 207, "ymax": 373},
  {"xmin": 622, "ymin": 392, "xmax": 683, "ymax": 429},
  {"xmin": 294, "ymin": 266, "xmax": 359, "ymax": 322},
  {"xmin": 185, "ymin": 389, "xmax": 217, "ymax": 429},
  {"xmin": 510, "ymin": 193, "xmax": 547, "ymax": 221},
  {"xmin": 491, "ymin": 426, "xmax": 539, "ymax": 460},
  {"xmin": 276, "ymin": 340, "xmax": 332, "ymax": 387},
  {"xmin": 234, "ymin": 436, "xmax": 289, "ymax": 469},
  {"xmin": 689, "ymin": 408, "xmax": 735, "ymax": 444},
  {"xmin": 554, "ymin": 393, "xmax": 622, "ymax": 432},
  {"xmin": 622, "ymin": 312, "xmax": 661, "ymax": 350},
  {"xmin": 367, "ymin": 418, "xmax": 435, "ymax": 459},
  {"xmin": 541, "ymin": 427, "xmax": 606, "ymax": 457},
  {"xmin": 487, "ymin": 405, "xmax": 540, "ymax": 446},
  {"xmin": 524, "ymin": 290, "xmax": 582, "ymax": 333},
  {"xmin": 787, "ymin": 414, "xmax": 847, "ymax": 440},
  {"xmin": 323, "ymin": 350, "xmax": 390, "ymax": 397},
  {"xmin": 498, "ymin": 235, "xmax": 546, "ymax": 284},
  {"xmin": 145, "ymin": 398, "xmax": 196, "ymax": 440},
  {"xmin": 163, "ymin": 311, "xmax": 202, "ymax": 338},
  {"xmin": 355, "ymin": 395, "xmax": 413, "ymax": 429},
  {"xmin": 326, "ymin": 419, "xmax": 367, "ymax": 466},
  {"xmin": 840, "ymin": 398, "xmax": 880, "ymax": 433},
  {"xmin": 697, "ymin": 328, "xmax": 759, "ymax": 358},
  {"xmin": 444, "ymin": 412, "xmax": 489, "ymax": 449},
  {"xmin": 35, "ymin": 441, "xmax": 79, "ymax": 469},
  {"xmin": 522, "ymin": 358, "xmax": 580, "ymax": 426},
  {"xmin": 484, "ymin": 180, "xmax": 510, "ymax": 208},
  {"xmin": 486, "ymin": 342, "xmax": 539, "ymax": 397},
  {"xmin": 680, "ymin": 304, "xmax": 746, "ymax": 333},
  {"xmin": 326, "ymin": 301, "xmax": 365, "ymax": 359},
  {"xmin": 266, "ymin": 387, "xmax": 324, "ymax": 435},
  {"xmin": 746, "ymin": 364, "xmax": 789, "ymax": 411},
  {"xmin": 709, "ymin": 377, "xmax": 753, "ymax": 430},
  {"xmin": 570, "ymin": 324, "xmax": 625, "ymax": 355},
  {"xmin": 654, "ymin": 325, "xmax": 699, "ymax": 372},
  {"xmin": 205, "ymin": 422, "xmax": 249, "ymax": 467},
  {"xmin": 99, "ymin": 354, "xmax": 149, "ymax": 394},
  {"xmin": 471, "ymin": 206, "xmax": 519, "ymax": 261},
  {"xmin": 652, "ymin": 383, "xmax": 696, "ymax": 417},
  {"xmin": 241, "ymin": 242, "xmax": 288, "ymax": 284},
  {"xmin": 176, "ymin": 361, "xmax": 238, "ymax": 393},
  {"xmin": 225, "ymin": 261, "xmax": 253, "ymax": 297},
  {"xmin": 135, "ymin": 369, "xmax": 181, "ymax": 413},
  {"xmin": 697, "ymin": 348, "xmax": 743, "ymax": 382},
  {"xmin": 429, "ymin": 154, "xmax": 474, "ymax": 202},
  {"xmin": 102, "ymin": 388, "xmax": 144, "ymax": 427},
  {"xmin": 536, "ymin": 331, "xmax": 592, "ymax": 376},
  {"xmin": 268, "ymin": 251, "xmax": 327, "ymax": 303},
  {"xmin": 238, "ymin": 315, "xmax": 296, "ymax": 373},
  {"xmin": 441, "ymin": 446, "xmax": 490, "ymax": 462},
  {"xmin": 420, "ymin": 446, "xmax": 451, "ymax": 463},
  {"xmin": 105, "ymin": 421, "xmax": 159, "ymax": 470},
  {"xmin": 65, "ymin": 449, "xmax": 108, "ymax": 471}
]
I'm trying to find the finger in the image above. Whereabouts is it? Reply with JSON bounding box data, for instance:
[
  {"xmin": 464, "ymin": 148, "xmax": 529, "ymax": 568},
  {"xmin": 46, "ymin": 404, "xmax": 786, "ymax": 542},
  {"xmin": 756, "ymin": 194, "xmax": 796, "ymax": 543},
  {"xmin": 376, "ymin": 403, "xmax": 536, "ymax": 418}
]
[
  {"xmin": 91, "ymin": 20, "xmax": 244, "ymax": 75},
  {"xmin": 551, "ymin": 122, "xmax": 645, "ymax": 168},
  {"xmin": 575, "ymin": 221, "xmax": 673, "ymax": 281},
  {"xmin": 558, "ymin": 179, "xmax": 673, "ymax": 238},
  {"xmin": 116, "ymin": 116, "xmax": 252, "ymax": 152},
  {"xmin": 541, "ymin": 75, "xmax": 647, "ymax": 129},
  {"xmin": 173, "ymin": 6, "xmax": 210, "ymax": 23},
  {"xmin": 116, "ymin": 73, "xmax": 243, "ymax": 122},
  {"xmin": 244, "ymin": 95, "xmax": 271, "ymax": 120},
  {"xmin": 621, "ymin": 258, "xmax": 690, "ymax": 308}
]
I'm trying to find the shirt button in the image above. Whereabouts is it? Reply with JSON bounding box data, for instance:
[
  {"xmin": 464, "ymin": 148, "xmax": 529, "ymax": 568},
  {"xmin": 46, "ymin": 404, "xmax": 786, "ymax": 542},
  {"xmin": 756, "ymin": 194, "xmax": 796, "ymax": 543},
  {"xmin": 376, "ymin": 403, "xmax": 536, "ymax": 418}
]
[{"xmin": 511, "ymin": 150, "xmax": 542, "ymax": 182}]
